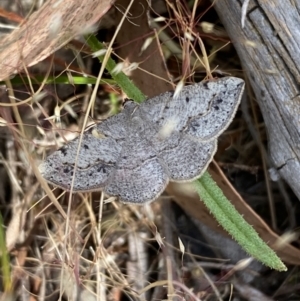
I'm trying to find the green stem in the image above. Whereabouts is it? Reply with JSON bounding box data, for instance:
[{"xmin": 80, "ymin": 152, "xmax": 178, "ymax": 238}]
[
  {"xmin": 85, "ymin": 35, "xmax": 145, "ymax": 103},
  {"xmin": 0, "ymin": 214, "xmax": 12, "ymax": 292}
]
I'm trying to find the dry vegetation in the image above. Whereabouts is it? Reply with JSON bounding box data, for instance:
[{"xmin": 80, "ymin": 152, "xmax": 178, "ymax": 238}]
[{"xmin": 0, "ymin": 0, "xmax": 299, "ymax": 300}]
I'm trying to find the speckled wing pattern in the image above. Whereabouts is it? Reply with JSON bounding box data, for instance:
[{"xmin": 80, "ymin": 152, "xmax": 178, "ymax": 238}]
[{"xmin": 39, "ymin": 77, "xmax": 245, "ymax": 204}]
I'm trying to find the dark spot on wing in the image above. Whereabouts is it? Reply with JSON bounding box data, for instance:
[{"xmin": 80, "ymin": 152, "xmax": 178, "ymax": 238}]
[
  {"xmin": 190, "ymin": 122, "xmax": 199, "ymax": 132},
  {"xmin": 97, "ymin": 166, "xmax": 107, "ymax": 173},
  {"xmin": 216, "ymin": 98, "xmax": 223, "ymax": 104},
  {"xmin": 203, "ymin": 82, "xmax": 209, "ymax": 89},
  {"xmin": 60, "ymin": 147, "xmax": 67, "ymax": 156},
  {"xmin": 185, "ymin": 96, "xmax": 190, "ymax": 103},
  {"xmin": 213, "ymin": 105, "xmax": 219, "ymax": 110},
  {"xmin": 63, "ymin": 166, "xmax": 72, "ymax": 174},
  {"xmin": 83, "ymin": 144, "xmax": 89, "ymax": 150}
]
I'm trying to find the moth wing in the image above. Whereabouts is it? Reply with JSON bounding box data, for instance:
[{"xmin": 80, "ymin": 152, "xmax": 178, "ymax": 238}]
[{"xmin": 38, "ymin": 112, "xmax": 130, "ymax": 191}]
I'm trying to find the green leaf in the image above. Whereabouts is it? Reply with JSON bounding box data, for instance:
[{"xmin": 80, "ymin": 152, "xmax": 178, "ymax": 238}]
[{"xmin": 194, "ymin": 172, "xmax": 287, "ymax": 271}]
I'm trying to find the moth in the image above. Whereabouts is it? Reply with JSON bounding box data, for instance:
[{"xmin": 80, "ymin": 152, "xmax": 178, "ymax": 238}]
[{"xmin": 39, "ymin": 77, "xmax": 245, "ymax": 204}]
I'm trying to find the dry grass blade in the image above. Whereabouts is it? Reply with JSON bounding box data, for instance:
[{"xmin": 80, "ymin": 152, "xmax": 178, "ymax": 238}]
[{"xmin": 0, "ymin": 0, "xmax": 113, "ymax": 81}]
